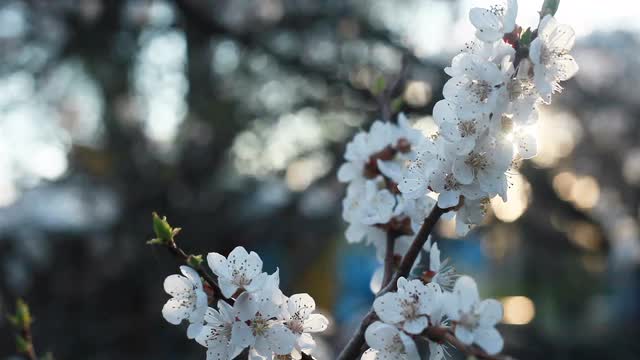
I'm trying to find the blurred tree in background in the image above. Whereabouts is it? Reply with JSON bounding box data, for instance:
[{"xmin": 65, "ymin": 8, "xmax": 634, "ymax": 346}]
[{"xmin": 0, "ymin": 0, "xmax": 639, "ymax": 359}]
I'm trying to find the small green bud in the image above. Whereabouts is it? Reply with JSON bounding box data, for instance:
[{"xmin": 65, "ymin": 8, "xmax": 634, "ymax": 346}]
[
  {"xmin": 16, "ymin": 335, "xmax": 31, "ymax": 353},
  {"xmin": 14, "ymin": 299, "xmax": 32, "ymax": 328},
  {"xmin": 520, "ymin": 27, "xmax": 533, "ymax": 46},
  {"xmin": 391, "ymin": 96, "xmax": 404, "ymax": 113},
  {"xmin": 540, "ymin": 0, "xmax": 560, "ymax": 17},
  {"xmin": 372, "ymin": 75, "xmax": 386, "ymax": 96},
  {"xmin": 187, "ymin": 254, "xmax": 204, "ymax": 268},
  {"xmin": 149, "ymin": 212, "xmax": 181, "ymax": 245}
]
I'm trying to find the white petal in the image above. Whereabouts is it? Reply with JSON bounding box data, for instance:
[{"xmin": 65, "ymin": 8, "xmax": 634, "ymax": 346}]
[
  {"xmin": 433, "ymin": 100, "xmax": 458, "ymax": 125},
  {"xmin": 437, "ymin": 190, "xmax": 460, "ymax": 209},
  {"xmin": 453, "ymin": 276, "xmax": 480, "ymax": 313},
  {"xmin": 297, "ymin": 332, "xmax": 316, "ymax": 351},
  {"xmin": 516, "ymin": 131, "xmax": 537, "ymax": 159},
  {"xmin": 266, "ymin": 323, "xmax": 297, "ymax": 355},
  {"xmin": 361, "ymin": 349, "xmax": 379, "ymax": 360},
  {"xmin": 399, "ymin": 331, "xmax": 420, "ymax": 360},
  {"xmin": 231, "ymin": 321, "xmax": 254, "ymax": 348},
  {"xmin": 206, "ymin": 343, "xmax": 231, "ymax": 360},
  {"xmin": 373, "ymin": 293, "xmax": 405, "ymax": 324},
  {"xmin": 403, "ymin": 316, "xmax": 429, "ymax": 334},
  {"xmin": 364, "ymin": 321, "xmax": 396, "ymax": 350},
  {"xmin": 453, "ymin": 157, "xmax": 474, "ymax": 185},
  {"xmin": 207, "ymin": 252, "xmax": 231, "ymax": 279},
  {"xmin": 429, "ymin": 243, "xmax": 441, "ymax": 272},
  {"xmin": 187, "ymin": 322, "xmax": 204, "ymax": 339},
  {"xmin": 180, "ymin": 266, "xmax": 202, "ymax": 289},
  {"xmin": 345, "ymin": 223, "xmax": 367, "ymax": 244},
  {"xmin": 164, "ymin": 274, "xmax": 191, "ymax": 297},
  {"xmin": 234, "ymin": 292, "xmax": 258, "ymax": 322},
  {"xmin": 303, "ymin": 313, "xmax": 329, "ymax": 333},
  {"xmin": 288, "ymin": 293, "xmax": 316, "ymax": 318},
  {"xmin": 217, "ymin": 300, "xmax": 235, "ymax": 323},
  {"xmin": 454, "ymin": 325, "xmax": 474, "ymax": 345},
  {"xmin": 244, "ymin": 272, "xmax": 268, "ymax": 293},
  {"xmin": 398, "ymin": 177, "xmax": 428, "ymax": 200},
  {"xmin": 227, "ymin": 246, "xmax": 250, "ymax": 269},
  {"xmin": 218, "ymin": 278, "xmax": 239, "ymax": 299},
  {"xmin": 473, "ymin": 327, "xmax": 504, "ymax": 355},
  {"xmin": 429, "ymin": 341, "xmax": 445, "ymax": 360},
  {"xmin": 478, "ymin": 299, "xmax": 503, "ymax": 327},
  {"xmin": 162, "ymin": 298, "xmax": 191, "ymax": 325},
  {"xmin": 337, "ymin": 162, "xmax": 358, "ymax": 182}
]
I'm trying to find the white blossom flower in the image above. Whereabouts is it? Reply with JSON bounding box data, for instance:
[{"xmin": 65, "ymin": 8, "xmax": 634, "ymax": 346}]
[
  {"xmin": 453, "ymin": 197, "xmax": 491, "ymax": 236},
  {"xmin": 428, "ymin": 243, "xmax": 457, "ymax": 291},
  {"xmin": 362, "ymin": 321, "xmax": 419, "ymax": 360},
  {"xmin": 282, "ymin": 294, "xmax": 329, "ymax": 359},
  {"xmin": 360, "ymin": 179, "xmax": 397, "ymax": 225},
  {"xmin": 232, "ymin": 292, "xmax": 297, "ymax": 358},
  {"xmin": 452, "ymin": 136, "xmax": 513, "ymax": 199},
  {"xmin": 373, "ymin": 277, "xmax": 440, "ymax": 334},
  {"xmin": 433, "ymin": 99, "xmax": 490, "ymax": 156},
  {"xmin": 529, "ymin": 15, "xmax": 579, "ymax": 103},
  {"xmin": 444, "ymin": 276, "xmax": 504, "ymax": 355},
  {"xmin": 469, "ymin": 0, "xmax": 518, "ymax": 42},
  {"xmin": 196, "ymin": 301, "xmax": 243, "ymax": 360},
  {"xmin": 162, "ymin": 265, "xmax": 208, "ymax": 339},
  {"xmin": 443, "ymin": 53, "xmax": 508, "ymax": 117},
  {"xmin": 207, "ymin": 246, "xmax": 268, "ymax": 298},
  {"xmin": 429, "ymin": 156, "xmax": 485, "ymax": 209}
]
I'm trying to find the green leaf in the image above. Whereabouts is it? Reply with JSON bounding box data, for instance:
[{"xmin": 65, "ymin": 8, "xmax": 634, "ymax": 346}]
[
  {"xmin": 391, "ymin": 96, "xmax": 404, "ymax": 113},
  {"xmin": 519, "ymin": 27, "xmax": 533, "ymax": 46},
  {"xmin": 187, "ymin": 254, "xmax": 204, "ymax": 268},
  {"xmin": 372, "ymin": 75, "xmax": 386, "ymax": 96},
  {"xmin": 14, "ymin": 299, "xmax": 32, "ymax": 328},
  {"xmin": 150, "ymin": 212, "xmax": 178, "ymax": 245},
  {"xmin": 16, "ymin": 335, "xmax": 31, "ymax": 353},
  {"xmin": 541, "ymin": 0, "xmax": 560, "ymax": 17}
]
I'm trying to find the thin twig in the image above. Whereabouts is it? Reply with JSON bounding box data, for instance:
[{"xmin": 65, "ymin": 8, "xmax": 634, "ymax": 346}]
[
  {"xmin": 337, "ymin": 204, "xmax": 447, "ymax": 360},
  {"xmin": 165, "ymin": 241, "xmax": 224, "ymax": 301},
  {"xmin": 380, "ymin": 231, "xmax": 397, "ymax": 291},
  {"xmin": 424, "ymin": 326, "xmax": 514, "ymax": 360}
]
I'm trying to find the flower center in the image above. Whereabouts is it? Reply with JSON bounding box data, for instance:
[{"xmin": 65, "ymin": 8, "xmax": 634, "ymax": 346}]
[
  {"xmin": 444, "ymin": 173, "xmax": 460, "ymax": 191},
  {"xmin": 252, "ymin": 316, "xmax": 269, "ymax": 336},
  {"xmin": 458, "ymin": 120, "xmax": 477, "ymax": 137},
  {"xmin": 385, "ymin": 334, "xmax": 406, "ymax": 354},
  {"xmin": 465, "ymin": 152, "xmax": 488, "ymax": 171},
  {"xmin": 287, "ymin": 319, "xmax": 305, "ymax": 334},
  {"xmin": 400, "ymin": 298, "xmax": 420, "ymax": 320},
  {"xmin": 469, "ymin": 80, "xmax": 493, "ymax": 103}
]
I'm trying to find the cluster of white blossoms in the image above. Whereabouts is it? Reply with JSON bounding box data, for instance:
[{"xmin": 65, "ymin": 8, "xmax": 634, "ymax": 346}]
[
  {"xmin": 337, "ymin": 0, "xmax": 578, "ymax": 359},
  {"xmin": 365, "ymin": 262, "xmax": 503, "ymax": 359},
  {"xmin": 162, "ymin": 246, "xmax": 329, "ymax": 360},
  {"xmin": 396, "ymin": 0, "xmax": 578, "ymax": 235},
  {"xmin": 338, "ymin": 115, "xmax": 438, "ymax": 285}
]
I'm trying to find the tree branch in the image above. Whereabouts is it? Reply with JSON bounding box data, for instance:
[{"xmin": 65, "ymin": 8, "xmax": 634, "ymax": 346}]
[
  {"xmin": 424, "ymin": 326, "xmax": 514, "ymax": 360},
  {"xmin": 337, "ymin": 204, "xmax": 447, "ymax": 360}
]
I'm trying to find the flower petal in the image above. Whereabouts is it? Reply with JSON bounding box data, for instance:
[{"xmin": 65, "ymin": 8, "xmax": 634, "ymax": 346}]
[
  {"xmin": 373, "ymin": 293, "xmax": 405, "ymax": 324},
  {"xmin": 473, "ymin": 327, "xmax": 504, "ymax": 355},
  {"xmin": 207, "ymin": 252, "xmax": 231, "ymax": 279},
  {"xmin": 266, "ymin": 323, "xmax": 297, "ymax": 355},
  {"xmin": 162, "ymin": 297, "xmax": 191, "ymax": 325},
  {"xmin": 478, "ymin": 299, "xmax": 503, "ymax": 327}
]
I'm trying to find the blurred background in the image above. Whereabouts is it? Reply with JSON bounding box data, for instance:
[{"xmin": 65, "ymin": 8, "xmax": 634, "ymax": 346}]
[{"xmin": 1, "ymin": 0, "xmax": 639, "ymax": 359}]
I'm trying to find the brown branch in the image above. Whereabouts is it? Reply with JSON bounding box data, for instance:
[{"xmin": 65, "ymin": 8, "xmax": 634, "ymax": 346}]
[
  {"xmin": 337, "ymin": 204, "xmax": 447, "ymax": 360},
  {"xmin": 165, "ymin": 241, "xmax": 224, "ymax": 302},
  {"xmin": 380, "ymin": 231, "xmax": 398, "ymax": 291},
  {"xmin": 424, "ymin": 326, "xmax": 514, "ymax": 360}
]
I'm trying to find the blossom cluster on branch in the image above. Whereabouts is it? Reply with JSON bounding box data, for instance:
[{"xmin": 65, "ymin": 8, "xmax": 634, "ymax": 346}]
[
  {"xmin": 162, "ymin": 247, "xmax": 328, "ymax": 359},
  {"xmin": 335, "ymin": 0, "xmax": 577, "ymax": 359}
]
